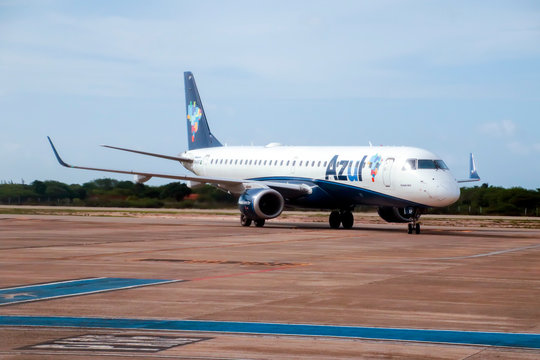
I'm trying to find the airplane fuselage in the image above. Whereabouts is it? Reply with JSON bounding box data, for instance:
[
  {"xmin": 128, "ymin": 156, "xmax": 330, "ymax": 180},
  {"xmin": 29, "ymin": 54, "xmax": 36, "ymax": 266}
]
[{"xmin": 182, "ymin": 145, "xmax": 460, "ymax": 209}]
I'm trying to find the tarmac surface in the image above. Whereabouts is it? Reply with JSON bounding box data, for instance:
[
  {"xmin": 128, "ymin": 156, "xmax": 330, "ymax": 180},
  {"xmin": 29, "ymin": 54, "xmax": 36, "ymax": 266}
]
[{"xmin": 1, "ymin": 210, "xmax": 539, "ymax": 359}]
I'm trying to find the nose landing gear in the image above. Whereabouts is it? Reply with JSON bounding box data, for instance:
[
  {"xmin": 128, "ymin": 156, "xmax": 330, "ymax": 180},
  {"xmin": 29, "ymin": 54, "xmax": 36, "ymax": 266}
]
[
  {"xmin": 407, "ymin": 222, "xmax": 420, "ymax": 234},
  {"xmin": 407, "ymin": 208, "xmax": 422, "ymax": 234}
]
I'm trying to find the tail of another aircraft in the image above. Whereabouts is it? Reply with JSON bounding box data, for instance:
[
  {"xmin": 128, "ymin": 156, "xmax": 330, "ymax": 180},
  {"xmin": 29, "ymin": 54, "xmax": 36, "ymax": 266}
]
[{"xmin": 184, "ymin": 72, "xmax": 222, "ymax": 150}]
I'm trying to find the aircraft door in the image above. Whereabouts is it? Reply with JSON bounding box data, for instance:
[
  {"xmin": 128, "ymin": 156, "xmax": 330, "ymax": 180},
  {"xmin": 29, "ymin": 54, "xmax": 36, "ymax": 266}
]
[
  {"xmin": 201, "ymin": 154, "xmax": 211, "ymax": 175},
  {"xmin": 290, "ymin": 156, "xmax": 298, "ymax": 174},
  {"xmin": 382, "ymin": 158, "xmax": 394, "ymax": 187}
]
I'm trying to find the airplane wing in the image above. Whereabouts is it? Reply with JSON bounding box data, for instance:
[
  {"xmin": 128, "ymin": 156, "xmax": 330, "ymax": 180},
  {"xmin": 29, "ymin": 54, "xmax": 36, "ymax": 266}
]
[
  {"xmin": 48, "ymin": 137, "xmax": 311, "ymax": 197},
  {"xmin": 457, "ymin": 153, "xmax": 481, "ymax": 184},
  {"xmin": 100, "ymin": 144, "xmax": 193, "ymax": 163}
]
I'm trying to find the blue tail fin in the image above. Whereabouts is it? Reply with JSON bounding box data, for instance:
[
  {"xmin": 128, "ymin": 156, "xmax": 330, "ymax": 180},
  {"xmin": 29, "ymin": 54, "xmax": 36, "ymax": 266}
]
[
  {"xmin": 469, "ymin": 153, "xmax": 480, "ymax": 180},
  {"xmin": 184, "ymin": 72, "xmax": 222, "ymax": 150}
]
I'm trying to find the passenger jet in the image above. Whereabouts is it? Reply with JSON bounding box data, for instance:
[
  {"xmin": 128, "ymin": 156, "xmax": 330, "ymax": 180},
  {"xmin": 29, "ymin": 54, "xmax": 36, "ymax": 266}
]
[{"xmin": 48, "ymin": 72, "xmax": 480, "ymax": 233}]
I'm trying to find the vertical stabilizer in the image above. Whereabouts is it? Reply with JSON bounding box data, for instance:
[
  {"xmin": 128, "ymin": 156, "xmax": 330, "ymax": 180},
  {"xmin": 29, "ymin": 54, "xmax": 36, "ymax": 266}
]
[
  {"xmin": 469, "ymin": 153, "xmax": 480, "ymax": 180},
  {"xmin": 184, "ymin": 72, "xmax": 222, "ymax": 150}
]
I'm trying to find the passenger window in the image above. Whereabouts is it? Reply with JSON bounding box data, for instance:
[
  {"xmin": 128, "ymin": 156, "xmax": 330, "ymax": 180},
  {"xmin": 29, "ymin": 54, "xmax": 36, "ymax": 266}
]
[
  {"xmin": 323, "ymin": 161, "xmax": 327, "ymax": 167},
  {"xmin": 280, "ymin": 160, "xmax": 284, "ymax": 166},
  {"xmin": 292, "ymin": 161, "xmax": 296, "ymax": 166},
  {"xmin": 299, "ymin": 161, "xmax": 303, "ymax": 166},
  {"xmin": 311, "ymin": 161, "xmax": 315, "ymax": 167},
  {"xmin": 317, "ymin": 161, "xmax": 321, "ymax": 167},
  {"xmin": 286, "ymin": 161, "xmax": 290, "ymax": 166}
]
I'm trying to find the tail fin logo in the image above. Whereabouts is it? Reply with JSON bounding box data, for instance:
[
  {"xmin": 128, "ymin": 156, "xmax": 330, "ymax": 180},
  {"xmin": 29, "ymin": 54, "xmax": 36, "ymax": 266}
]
[{"xmin": 187, "ymin": 101, "xmax": 202, "ymax": 142}]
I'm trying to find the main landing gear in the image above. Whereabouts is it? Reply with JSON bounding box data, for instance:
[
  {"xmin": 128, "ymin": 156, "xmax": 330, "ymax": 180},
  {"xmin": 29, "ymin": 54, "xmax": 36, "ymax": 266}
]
[
  {"xmin": 408, "ymin": 222, "xmax": 421, "ymax": 234},
  {"xmin": 240, "ymin": 214, "xmax": 265, "ymax": 227},
  {"xmin": 329, "ymin": 210, "xmax": 354, "ymax": 229}
]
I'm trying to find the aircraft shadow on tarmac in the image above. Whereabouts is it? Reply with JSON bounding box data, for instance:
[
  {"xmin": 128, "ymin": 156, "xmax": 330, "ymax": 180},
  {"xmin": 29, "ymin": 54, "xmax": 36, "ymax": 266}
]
[{"xmin": 238, "ymin": 222, "xmax": 527, "ymax": 240}]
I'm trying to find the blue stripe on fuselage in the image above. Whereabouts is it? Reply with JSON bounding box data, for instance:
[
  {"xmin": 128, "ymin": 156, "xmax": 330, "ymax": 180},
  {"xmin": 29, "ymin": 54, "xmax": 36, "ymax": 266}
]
[{"xmin": 251, "ymin": 176, "xmax": 428, "ymax": 209}]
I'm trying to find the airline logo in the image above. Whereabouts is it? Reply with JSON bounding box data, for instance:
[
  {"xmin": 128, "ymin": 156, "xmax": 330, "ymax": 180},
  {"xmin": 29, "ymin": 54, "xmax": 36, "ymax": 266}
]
[
  {"xmin": 369, "ymin": 154, "xmax": 382, "ymax": 182},
  {"xmin": 187, "ymin": 101, "xmax": 202, "ymax": 142},
  {"xmin": 325, "ymin": 155, "xmax": 367, "ymax": 182},
  {"xmin": 325, "ymin": 154, "xmax": 383, "ymax": 182}
]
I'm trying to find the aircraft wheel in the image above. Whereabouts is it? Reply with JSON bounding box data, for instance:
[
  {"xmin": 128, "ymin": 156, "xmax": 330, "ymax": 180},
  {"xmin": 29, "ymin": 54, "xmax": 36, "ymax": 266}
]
[
  {"xmin": 254, "ymin": 219, "xmax": 265, "ymax": 227},
  {"xmin": 240, "ymin": 214, "xmax": 252, "ymax": 227},
  {"xmin": 329, "ymin": 211, "xmax": 341, "ymax": 229},
  {"xmin": 341, "ymin": 211, "xmax": 354, "ymax": 229},
  {"xmin": 408, "ymin": 223, "xmax": 413, "ymax": 234},
  {"xmin": 415, "ymin": 223, "xmax": 421, "ymax": 234}
]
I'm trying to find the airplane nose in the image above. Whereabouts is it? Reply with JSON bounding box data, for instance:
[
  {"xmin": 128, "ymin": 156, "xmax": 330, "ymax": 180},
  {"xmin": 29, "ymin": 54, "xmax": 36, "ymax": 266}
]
[
  {"xmin": 437, "ymin": 178, "xmax": 460, "ymax": 206},
  {"xmin": 447, "ymin": 181, "xmax": 460, "ymax": 204},
  {"xmin": 428, "ymin": 175, "xmax": 460, "ymax": 206}
]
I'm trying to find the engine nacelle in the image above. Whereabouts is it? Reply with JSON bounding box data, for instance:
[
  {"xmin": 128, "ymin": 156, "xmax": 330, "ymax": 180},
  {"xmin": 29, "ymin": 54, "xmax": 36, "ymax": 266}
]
[
  {"xmin": 377, "ymin": 207, "xmax": 416, "ymax": 223},
  {"xmin": 238, "ymin": 188, "xmax": 284, "ymax": 220},
  {"xmin": 134, "ymin": 175, "xmax": 152, "ymax": 184}
]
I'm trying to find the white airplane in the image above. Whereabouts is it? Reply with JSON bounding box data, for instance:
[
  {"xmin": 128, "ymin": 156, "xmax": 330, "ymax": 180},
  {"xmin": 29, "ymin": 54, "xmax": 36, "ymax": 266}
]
[{"xmin": 48, "ymin": 72, "xmax": 480, "ymax": 233}]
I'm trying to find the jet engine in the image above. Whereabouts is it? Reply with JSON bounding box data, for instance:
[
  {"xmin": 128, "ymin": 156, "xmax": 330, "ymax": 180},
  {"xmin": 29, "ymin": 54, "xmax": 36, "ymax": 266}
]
[
  {"xmin": 134, "ymin": 175, "xmax": 152, "ymax": 184},
  {"xmin": 377, "ymin": 206, "xmax": 416, "ymax": 223},
  {"xmin": 238, "ymin": 188, "xmax": 284, "ymax": 220}
]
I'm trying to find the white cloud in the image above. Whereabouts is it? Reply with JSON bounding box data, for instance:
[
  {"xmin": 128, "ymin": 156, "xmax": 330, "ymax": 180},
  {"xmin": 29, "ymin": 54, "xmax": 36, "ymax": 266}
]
[
  {"xmin": 506, "ymin": 141, "xmax": 529, "ymax": 155},
  {"xmin": 478, "ymin": 120, "xmax": 516, "ymax": 137},
  {"xmin": 1, "ymin": 2, "xmax": 540, "ymax": 99},
  {"xmin": 1, "ymin": 142, "xmax": 22, "ymax": 153}
]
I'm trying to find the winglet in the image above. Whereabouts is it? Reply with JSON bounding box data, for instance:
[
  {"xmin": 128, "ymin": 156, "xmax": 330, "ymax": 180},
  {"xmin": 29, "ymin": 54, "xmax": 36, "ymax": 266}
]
[
  {"xmin": 458, "ymin": 153, "xmax": 480, "ymax": 183},
  {"xmin": 469, "ymin": 153, "xmax": 480, "ymax": 180},
  {"xmin": 47, "ymin": 136, "xmax": 71, "ymax": 168}
]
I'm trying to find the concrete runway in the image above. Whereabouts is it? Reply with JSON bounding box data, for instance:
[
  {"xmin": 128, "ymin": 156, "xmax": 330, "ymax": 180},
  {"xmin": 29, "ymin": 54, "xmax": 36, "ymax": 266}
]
[{"xmin": 1, "ymin": 212, "xmax": 539, "ymax": 359}]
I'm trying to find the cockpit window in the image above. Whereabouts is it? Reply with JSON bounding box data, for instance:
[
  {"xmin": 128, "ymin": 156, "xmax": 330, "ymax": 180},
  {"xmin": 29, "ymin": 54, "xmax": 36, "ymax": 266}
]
[
  {"xmin": 418, "ymin": 159, "xmax": 437, "ymax": 169},
  {"xmin": 418, "ymin": 159, "xmax": 449, "ymax": 170},
  {"xmin": 402, "ymin": 158, "xmax": 417, "ymax": 170},
  {"xmin": 434, "ymin": 160, "xmax": 449, "ymax": 170}
]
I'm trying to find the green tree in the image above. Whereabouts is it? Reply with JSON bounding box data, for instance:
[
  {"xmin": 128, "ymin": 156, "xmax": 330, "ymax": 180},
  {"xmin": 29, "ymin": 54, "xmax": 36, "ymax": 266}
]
[
  {"xmin": 31, "ymin": 180, "xmax": 46, "ymax": 195},
  {"xmin": 44, "ymin": 181, "xmax": 73, "ymax": 199},
  {"xmin": 159, "ymin": 182, "xmax": 192, "ymax": 201}
]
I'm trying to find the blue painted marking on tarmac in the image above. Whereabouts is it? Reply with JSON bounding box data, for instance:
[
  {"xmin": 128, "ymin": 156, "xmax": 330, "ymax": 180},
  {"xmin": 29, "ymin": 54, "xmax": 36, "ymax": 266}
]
[
  {"xmin": 0, "ymin": 315, "xmax": 539, "ymax": 349},
  {"xmin": 0, "ymin": 278, "xmax": 179, "ymax": 305}
]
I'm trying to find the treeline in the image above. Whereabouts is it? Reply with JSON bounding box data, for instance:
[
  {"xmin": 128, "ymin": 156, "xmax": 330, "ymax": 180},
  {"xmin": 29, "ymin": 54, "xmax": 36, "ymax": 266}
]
[
  {"xmin": 0, "ymin": 180, "xmax": 538, "ymax": 216},
  {"xmin": 429, "ymin": 184, "xmax": 539, "ymax": 216},
  {"xmin": 0, "ymin": 178, "xmax": 235, "ymax": 208}
]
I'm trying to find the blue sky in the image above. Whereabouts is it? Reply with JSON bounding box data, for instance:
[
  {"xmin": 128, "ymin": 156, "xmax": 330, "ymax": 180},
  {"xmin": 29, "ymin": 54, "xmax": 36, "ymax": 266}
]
[{"xmin": 1, "ymin": 0, "xmax": 539, "ymax": 188}]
